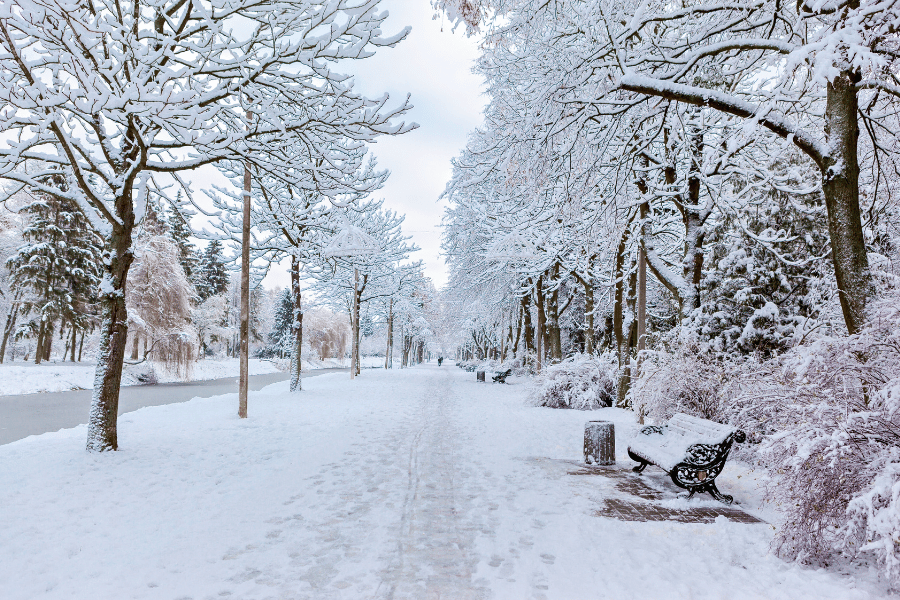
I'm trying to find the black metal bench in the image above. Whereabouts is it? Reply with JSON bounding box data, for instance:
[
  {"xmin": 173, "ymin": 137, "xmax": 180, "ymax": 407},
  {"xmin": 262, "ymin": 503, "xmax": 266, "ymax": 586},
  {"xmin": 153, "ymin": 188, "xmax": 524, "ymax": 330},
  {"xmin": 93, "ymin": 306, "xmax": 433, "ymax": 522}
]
[
  {"xmin": 492, "ymin": 369, "xmax": 512, "ymax": 383},
  {"xmin": 627, "ymin": 413, "xmax": 746, "ymax": 504}
]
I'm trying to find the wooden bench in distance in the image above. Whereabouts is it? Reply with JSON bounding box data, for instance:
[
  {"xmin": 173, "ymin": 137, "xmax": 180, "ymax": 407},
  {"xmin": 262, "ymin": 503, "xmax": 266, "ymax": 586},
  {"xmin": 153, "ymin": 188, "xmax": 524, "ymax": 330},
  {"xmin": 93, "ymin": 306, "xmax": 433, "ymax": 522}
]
[{"xmin": 627, "ymin": 413, "xmax": 746, "ymax": 504}]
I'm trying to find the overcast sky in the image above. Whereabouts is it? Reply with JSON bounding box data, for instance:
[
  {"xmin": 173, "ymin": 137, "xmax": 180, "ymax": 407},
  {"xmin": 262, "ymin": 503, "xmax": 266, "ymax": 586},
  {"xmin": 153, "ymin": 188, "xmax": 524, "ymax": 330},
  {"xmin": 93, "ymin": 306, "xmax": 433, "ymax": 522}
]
[{"xmin": 260, "ymin": 1, "xmax": 486, "ymax": 290}]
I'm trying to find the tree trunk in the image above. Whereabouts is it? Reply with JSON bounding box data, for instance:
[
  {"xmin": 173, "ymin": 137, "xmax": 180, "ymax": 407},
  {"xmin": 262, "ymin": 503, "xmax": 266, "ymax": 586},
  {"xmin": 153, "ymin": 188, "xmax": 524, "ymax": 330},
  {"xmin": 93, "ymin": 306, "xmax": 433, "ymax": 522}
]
[
  {"xmin": 535, "ymin": 277, "xmax": 546, "ymax": 371},
  {"xmin": 131, "ymin": 331, "xmax": 139, "ymax": 361},
  {"xmin": 617, "ymin": 258, "xmax": 639, "ymax": 407},
  {"xmin": 354, "ymin": 276, "xmax": 362, "ymax": 376},
  {"xmin": 0, "ymin": 299, "xmax": 20, "ymax": 364},
  {"xmin": 547, "ymin": 266, "xmax": 562, "ymax": 362},
  {"xmin": 613, "ymin": 227, "xmax": 630, "ymax": 369},
  {"xmin": 78, "ymin": 330, "xmax": 85, "ymax": 362},
  {"xmin": 86, "ymin": 218, "xmax": 136, "ymax": 452},
  {"xmin": 824, "ymin": 71, "xmax": 869, "ymax": 334},
  {"xmin": 42, "ymin": 320, "xmax": 53, "ymax": 361},
  {"xmin": 512, "ymin": 301, "xmax": 523, "ymax": 357},
  {"xmin": 581, "ymin": 277, "xmax": 595, "ymax": 356},
  {"xmin": 290, "ymin": 256, "xmax": 303, "ymax": 392},
  {"xmin": 637, "ymin": 203, "xmax": 649, "ymax": 370},
  {"xmin": 34, "ymin": 319, "xmax": 45, "ymax": 365},
  {"xmin": 521, "ymin": 293, "xmax": 533, "ymax": 354}
]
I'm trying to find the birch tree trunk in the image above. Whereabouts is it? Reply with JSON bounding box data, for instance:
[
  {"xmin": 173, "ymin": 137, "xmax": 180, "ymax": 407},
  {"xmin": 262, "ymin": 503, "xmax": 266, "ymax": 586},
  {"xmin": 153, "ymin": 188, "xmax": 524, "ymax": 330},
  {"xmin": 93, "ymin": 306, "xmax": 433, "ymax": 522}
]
[{"xmin": 290, "ymin": 256, "xmax": 303, "ymax": 392}]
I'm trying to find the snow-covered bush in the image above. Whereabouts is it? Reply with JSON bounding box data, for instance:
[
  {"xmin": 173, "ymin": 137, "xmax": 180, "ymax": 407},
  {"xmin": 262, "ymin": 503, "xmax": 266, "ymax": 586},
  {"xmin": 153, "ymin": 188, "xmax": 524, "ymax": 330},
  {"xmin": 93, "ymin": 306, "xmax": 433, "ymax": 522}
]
[
  {"xmin": 530, "ymin": 353, "xmax": 616, "ymax": 409},
  {"xmin": 632, "ymin": 346, "xmax": 746, "ymax": 425},
  {"xmin": 745, "ymin": 290, "xmax": 900, "ymax": 586}
]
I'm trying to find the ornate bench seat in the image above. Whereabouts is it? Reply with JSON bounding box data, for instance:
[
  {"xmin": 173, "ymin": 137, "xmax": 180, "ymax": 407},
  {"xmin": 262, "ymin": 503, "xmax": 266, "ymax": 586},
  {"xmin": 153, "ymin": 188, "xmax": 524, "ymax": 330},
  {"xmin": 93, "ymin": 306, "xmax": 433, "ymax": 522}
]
[{"xmin": 627, "ymin": 413, "xmax": 746, "ymax": 504}]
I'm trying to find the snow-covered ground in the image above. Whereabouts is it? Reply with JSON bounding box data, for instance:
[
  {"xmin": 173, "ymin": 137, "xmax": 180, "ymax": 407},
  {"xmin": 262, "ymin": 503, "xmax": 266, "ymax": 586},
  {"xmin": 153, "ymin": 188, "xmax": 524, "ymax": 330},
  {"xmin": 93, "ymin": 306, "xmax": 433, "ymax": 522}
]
[
  {"xmin": 0, "ymin": 365, "xmax": 885, "ymax": 599},
  {"xmin": 0, "ymin": 358, "xmax": 283, "ymax": 395},
  {"xmin": 0, "ymin": 355, "xmax": 387, "ymax": 396}
]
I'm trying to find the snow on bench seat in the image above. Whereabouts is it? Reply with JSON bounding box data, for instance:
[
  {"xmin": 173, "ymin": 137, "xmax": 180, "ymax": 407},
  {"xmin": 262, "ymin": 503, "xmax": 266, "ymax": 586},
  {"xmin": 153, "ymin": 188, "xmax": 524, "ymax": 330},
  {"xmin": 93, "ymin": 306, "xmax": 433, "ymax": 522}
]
[{"xmin": 627, "ymin": 413, "xmax": 746, "ymax": 504}]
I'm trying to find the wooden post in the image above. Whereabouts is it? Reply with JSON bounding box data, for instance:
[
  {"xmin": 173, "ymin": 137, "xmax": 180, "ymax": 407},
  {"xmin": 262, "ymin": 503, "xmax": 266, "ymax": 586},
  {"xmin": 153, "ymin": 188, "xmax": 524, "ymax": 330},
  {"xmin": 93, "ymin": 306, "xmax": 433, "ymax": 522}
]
[
  {"xmin": 351, "ymin": 267, "xmax": 358, "ymax": 379},
  {"xmin": 385, "ymin": 298, "xmax": 393, "ymax": 369},
  {"xmin": 238, "ymin": 113, "xmax": 251, "ymax": 418}
]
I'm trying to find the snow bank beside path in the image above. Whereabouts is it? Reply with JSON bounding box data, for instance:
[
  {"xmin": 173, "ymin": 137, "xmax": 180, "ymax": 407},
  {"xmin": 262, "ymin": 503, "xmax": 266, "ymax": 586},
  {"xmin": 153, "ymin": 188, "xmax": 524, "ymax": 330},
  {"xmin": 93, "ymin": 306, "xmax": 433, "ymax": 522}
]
[
  {"xmin": 0, "ymin": 366, "xmax": 885, "ymax": 599},
  {"xmin": 0, "ymin": 358, "xmax": 283, "ymax": 395}
]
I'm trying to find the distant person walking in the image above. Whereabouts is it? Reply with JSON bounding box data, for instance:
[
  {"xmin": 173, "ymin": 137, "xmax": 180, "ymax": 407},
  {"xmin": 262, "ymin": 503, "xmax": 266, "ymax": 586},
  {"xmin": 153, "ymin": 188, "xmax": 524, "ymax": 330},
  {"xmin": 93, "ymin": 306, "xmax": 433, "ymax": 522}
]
[{"xmin": 437, "ymin": 357, "xmax": 443, "ymax": 366}]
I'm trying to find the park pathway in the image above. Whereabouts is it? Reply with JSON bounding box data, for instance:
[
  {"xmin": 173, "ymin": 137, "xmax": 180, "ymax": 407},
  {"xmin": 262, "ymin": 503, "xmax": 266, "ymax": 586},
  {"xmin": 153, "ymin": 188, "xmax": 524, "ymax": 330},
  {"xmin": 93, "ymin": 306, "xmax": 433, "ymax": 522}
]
[{"xmin": 0, "ymin": 364, "xmax": 883, "ymax": 599}]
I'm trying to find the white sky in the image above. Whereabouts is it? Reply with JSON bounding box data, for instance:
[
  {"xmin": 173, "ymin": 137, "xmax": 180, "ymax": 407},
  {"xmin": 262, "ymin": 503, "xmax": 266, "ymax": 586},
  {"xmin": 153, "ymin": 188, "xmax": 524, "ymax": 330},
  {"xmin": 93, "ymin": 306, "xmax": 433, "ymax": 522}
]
[{"xmin": 258, "ymin": 1, "xmax": 486, "ymax": 291}]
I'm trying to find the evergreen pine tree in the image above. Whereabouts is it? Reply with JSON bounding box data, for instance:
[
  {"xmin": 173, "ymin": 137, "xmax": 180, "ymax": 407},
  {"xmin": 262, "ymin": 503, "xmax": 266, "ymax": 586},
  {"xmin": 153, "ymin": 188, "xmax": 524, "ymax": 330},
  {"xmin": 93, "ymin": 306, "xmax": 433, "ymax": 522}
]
[
  {"xmin": 167, "ymin": 194, "xmax": 200, "ymax": 284},
  {"xmin": 6, "ymin": 187, "xmax": 103, "ymax": 361},
  {"xmin": 264, "ymin": 288, "xmax": 293, "ymax": 357},
  {"xmin": 197, "ymin": 240, "xmax": 228, "ymax": 301}
]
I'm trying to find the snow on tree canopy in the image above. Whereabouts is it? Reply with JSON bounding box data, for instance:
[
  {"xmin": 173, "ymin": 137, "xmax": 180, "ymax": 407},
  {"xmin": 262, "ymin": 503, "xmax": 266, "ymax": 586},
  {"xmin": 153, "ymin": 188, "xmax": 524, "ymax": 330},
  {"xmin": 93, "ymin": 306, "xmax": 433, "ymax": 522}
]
[{"xmin": 323, "ymin": 222, "xmax": 381, "ymax": 258}]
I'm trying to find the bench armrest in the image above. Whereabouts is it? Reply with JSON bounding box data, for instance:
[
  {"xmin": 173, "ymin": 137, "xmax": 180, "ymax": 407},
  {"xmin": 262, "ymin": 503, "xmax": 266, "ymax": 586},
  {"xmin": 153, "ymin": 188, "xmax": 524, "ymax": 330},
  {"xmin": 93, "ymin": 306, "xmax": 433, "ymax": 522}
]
[
  {"xmin": 639, "ymin": 425, "xmax": 664, "ymax": 436},
  {"xmin": 683, "ymin": 442, "xmax": 728, "ymax": 466}
]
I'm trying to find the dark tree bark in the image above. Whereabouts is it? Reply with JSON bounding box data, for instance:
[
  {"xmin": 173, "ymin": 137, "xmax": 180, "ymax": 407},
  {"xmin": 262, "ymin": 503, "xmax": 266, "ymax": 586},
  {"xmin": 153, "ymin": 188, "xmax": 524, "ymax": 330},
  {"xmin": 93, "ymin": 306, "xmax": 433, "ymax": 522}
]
[
  {"xmin": 823, "ymin": 71, "xmax": 869, "ymax": 334},
  {"xmin": 547, "ymin": 264, "xmax": 563, "ymax": 362},
  {"xmin": 34, "ymin": 320, "xmax": 45, "ymax": 365},
  {"xmin": 617, "ymin": 258, "xmax": 639, "ymax": 407},
  {"xmin": 0, "ymin": 297, "xmax": 20, "ymax": 364},
  {"xmin": 521, "ymin": 291, "xmax": 534, "ymax": 354},
  {"xmin": 86, "ymin": 216, "xmax": 136, "ymax": 452}
]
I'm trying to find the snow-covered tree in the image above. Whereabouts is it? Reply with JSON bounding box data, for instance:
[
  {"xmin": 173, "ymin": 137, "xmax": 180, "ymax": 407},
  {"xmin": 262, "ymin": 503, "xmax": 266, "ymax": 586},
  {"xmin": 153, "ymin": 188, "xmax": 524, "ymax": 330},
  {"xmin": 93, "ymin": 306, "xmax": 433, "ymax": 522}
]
[
  {"xmin": 0, "ymin": 0, "xmax": 414, "ymax": 450},
  {"xmin": 167, "ymin": 197, "xmax": 200, "ymax": 286},
  {"xmin": 126, "ymin": 235, "xmax": 196, "ymax": 376},
  {"xmin": 5, "ymin": 185, "xmax": 102, "ymax": 363},
  {"xmin": 197, "ymin": 241, "xmax": 229, "ymax": 302},
  {"xmin": 309, "ymin": 200, "xmax": 421, "ymax": 376}
]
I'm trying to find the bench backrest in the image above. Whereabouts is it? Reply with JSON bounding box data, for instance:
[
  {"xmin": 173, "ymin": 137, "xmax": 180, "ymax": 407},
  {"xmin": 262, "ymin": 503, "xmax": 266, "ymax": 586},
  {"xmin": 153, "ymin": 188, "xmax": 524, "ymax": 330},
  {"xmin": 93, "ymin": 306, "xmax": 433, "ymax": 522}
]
[{"xmin": 667, "ymin": 413, "xmax": 735, "ymax": 445}]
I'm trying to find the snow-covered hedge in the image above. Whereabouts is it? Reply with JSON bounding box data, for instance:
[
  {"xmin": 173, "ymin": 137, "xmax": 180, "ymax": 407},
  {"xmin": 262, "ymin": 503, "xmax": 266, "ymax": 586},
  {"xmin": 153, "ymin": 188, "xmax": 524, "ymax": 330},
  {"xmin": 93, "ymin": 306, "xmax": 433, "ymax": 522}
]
[
  {"xmin": 530, "ymin": 353, "xmax": 616, "ymax": 410},
  {"xmin": 749, "ymin": 291, "xmax": 900, "ymax": 586}
]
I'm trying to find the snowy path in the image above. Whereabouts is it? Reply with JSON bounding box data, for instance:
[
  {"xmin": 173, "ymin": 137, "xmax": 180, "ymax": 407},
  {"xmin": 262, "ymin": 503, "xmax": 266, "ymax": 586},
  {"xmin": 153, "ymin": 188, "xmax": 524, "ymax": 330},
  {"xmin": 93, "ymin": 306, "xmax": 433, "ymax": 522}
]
[{"xmin": 0, "ymin": 365, "xmax": 885, "ymax": 599}]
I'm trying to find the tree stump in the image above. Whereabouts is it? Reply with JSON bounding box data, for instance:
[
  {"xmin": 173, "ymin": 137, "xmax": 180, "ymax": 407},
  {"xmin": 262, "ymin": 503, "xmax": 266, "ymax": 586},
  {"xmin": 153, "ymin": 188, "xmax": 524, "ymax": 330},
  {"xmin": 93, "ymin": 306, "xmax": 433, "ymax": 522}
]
[
  {"xmin": 584, "ymin": 421, "xmax": 615, "ymax": 465},
  {"xmin": 476, "ymin": 371, "xmax": 485, "ymax": 382}
]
